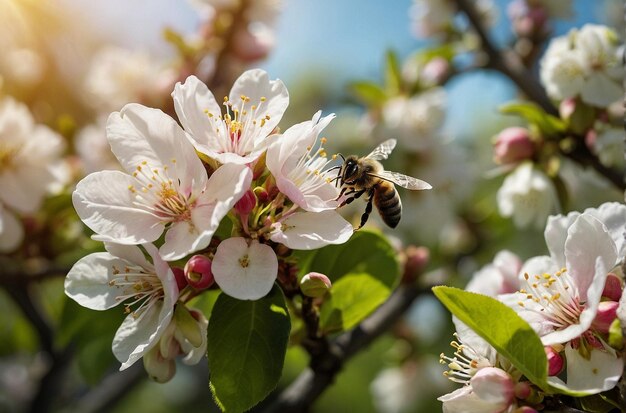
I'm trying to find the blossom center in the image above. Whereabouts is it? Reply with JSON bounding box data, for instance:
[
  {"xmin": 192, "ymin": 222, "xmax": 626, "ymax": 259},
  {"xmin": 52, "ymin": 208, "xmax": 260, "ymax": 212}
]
[
  {"xmin": 517, "ymin": 268, "xmax": 584, "ymax": 331},
  {"xmin": 128, "ymin": 159, "xmax": 195, "ymax": 223},
  {"xmin": 109, "ymin": 262, "xmax": 164, "ymax": 318},
  {"xmin": 440, "ymin": 334, "xmax": 492, "ymax": 384},
  {"xmin": 0, "ymin": 142, "xmax": 21, "ymax": 173},
  {"xmin": 204, "ymin": 94, "xmax": 270, "ymax": 156},
  {"xmin": 290, "ymin": 136, "xmax": 338, "ymax": 191}
]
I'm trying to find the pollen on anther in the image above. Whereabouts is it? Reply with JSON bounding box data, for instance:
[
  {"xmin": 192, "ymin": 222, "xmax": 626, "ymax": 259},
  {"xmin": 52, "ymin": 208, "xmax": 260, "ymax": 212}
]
[
  {"xmin": 321, "ymin": 137, "xmax": 327, "ymax": 144},
  {"xmin": 260, "ymin": 96, "xmax": 266, "ymax": 102}
]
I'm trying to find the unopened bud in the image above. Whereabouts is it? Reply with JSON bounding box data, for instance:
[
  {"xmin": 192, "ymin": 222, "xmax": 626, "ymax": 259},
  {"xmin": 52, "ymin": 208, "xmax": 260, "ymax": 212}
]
[
  {"xmin": 174, "ymin": 305, "xmax": 203, "ymax": 348},
  {"xmin": 470, "ymin": 367, "xmax": 514, "ymax": 405},
  {"xmin": 252, "ymin": 152, "xmax": 267, "ymax": 180},
  {"xmin": 144, "ymin": 346, "xmax": 176, "ymax": 383},
  {"xmin": 493, "ymin": 127, "xmax": 534, "ymax": 165},
  {"xmin": 421, "ymin": 57, "xmax": 449, "ymax": 85},
  {"xmin": 172, "ymin": 267, "xmax": 188, "ymax": 293},
  {"xmin": 184, "ymin": 255, "xmax": 214, "ymax": 290},
  {"xmin": 235, "ymin": 189, "xmax": 256, "ymax": 216},
  {"xmin": 300, "ymin": 272, "xmax": 332, "ymax": 298},
  {"xmin": 602, "ymin": 273, "xmax": 622, "ymax": 301},
  {"xmin": 545, "ymin": 346, "xmax": 563, "ymax": 376},
  {"xmin": 231, "ymin": 24, "xmax": 274, "ymax": 62},
  {"xmin": 559, "ymin": 98, "xmax": 576, "ymax": 120},
  {"xmin": 403, "ymin": 246, "xmax": 429, "ymax": 282},
  {"xmin": 514, "ymin": 407, "xmax": 539, "ymax": 413},
  {"xmin": 514, "ymin": 381, "xmax": 531, "ymax": 399},
  {"xmin": 592, "ymin": 301, "xmax": 619, "ymax": 334}
]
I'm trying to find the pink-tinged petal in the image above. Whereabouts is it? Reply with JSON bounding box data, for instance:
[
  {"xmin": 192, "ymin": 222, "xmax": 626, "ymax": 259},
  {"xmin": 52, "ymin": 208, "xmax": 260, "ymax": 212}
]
[
  {"xmin": 275, "ymin": 176, "xmax": 307, "ymax": 207},
  {"xmin": 583, "ymin": 202, "xmax": 626, "ymax": 258},
  {"xmin": 547, "ymin": 343, "xmax": 622, "ymax": 394},
  {"xmin": 577, "ymin": 255, "xmax": 612, "ymax": 333},
  {"xmin": 229, "ymin": 69, "xmax": 289, "ymax": 138},
  {"xmin": 0, "ymin": 207, "xmax": 23, "ymax": 252},
  {"xmin": 452, "ymin": 316, "xmax": 496, "ymax": 365},
  {"xmin": 171, "ymin": 75, "xmax": 223, "ymax": 157},
  {"xmin": 545, "ymin": 211, "xmax": 580, "ymax": 268},
  {"xmin": 107, "ymin": 104, "xmax": 207, "ymax": 193},
  {"xmin": 470, "ymin": 368, "xmax": 514, "ymax": 405},
  {"xmin": 143, "ymin": 243, "xmax": 179, "ymax": 304},
  {"xmin": 206, "ymin": 163, "xmax": 253, "ymax": 204},
  {"xmin": 212, "ymin": 238, "xmax": 278, "ymax": 300},
  {"xmin": 212, "ymin": 148, "xmax": 266, "ymax": 165},
  {"xmin": 65, "ymin": 251, "xmax": 130, "ymax": 310},
  {"xmin": 438, "ymin": 386, "xmax": 505, "ymax": 413},
  {"xmin": 104, "ymin": 242, "xmax": 152, "ymax": 270},
  {"xmin": 270, "ymin": 211, "xmax": 353, "ymax": 250},
  {"xmin": 113, "ymin": 299, "xmax": 174, "ymax": 370},
  {"xmin": 565, "ymin": 214, "xmax": 617, "ymax": 300},
  {"xmin": 73, "ymin": 171, "xmax": 163, "ymax": 244},
  {"xmin": 159, "ymin": 220, "xmax": 208, "ymax": 261}
]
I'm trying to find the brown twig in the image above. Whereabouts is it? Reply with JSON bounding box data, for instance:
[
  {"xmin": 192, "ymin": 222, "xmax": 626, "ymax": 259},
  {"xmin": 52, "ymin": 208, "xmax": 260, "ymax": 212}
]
[{"xmin": 261, "ymin": 284, "xmax": 424, "ymax": 413}]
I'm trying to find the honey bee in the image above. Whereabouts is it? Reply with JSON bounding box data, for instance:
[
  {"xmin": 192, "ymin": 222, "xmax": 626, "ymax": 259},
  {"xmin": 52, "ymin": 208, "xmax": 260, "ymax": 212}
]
[{"xmin": 335, "ymin": 139, "xmax": 431, "ymax": 229}]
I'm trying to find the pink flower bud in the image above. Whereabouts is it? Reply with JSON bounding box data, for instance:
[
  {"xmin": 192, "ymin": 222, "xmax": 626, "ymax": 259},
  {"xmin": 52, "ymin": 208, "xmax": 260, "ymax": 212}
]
[
  {"xmin": 235, "ymin": 189, "xmax": 256, "ymax": 216},
  {"xmin": 184, "ymin": 255, "xmax": 214, "ymax": 290},
  {"xmin": 514, "ymin": 381, "xmax": 531, "ymax": 399},
  {"xmin": 421, "ymin": 57, "xmax": 450, "ymax": 85},
  {"xmin": 470, "ymin": 367, "xmax": 514, "ymax": 406},
  {"xmin": 545, "ymin": 346, "xmax": 563, "ymax": 376},
  {"xmin": 300, "ymin": 272, "xmax": 332, "ymax": 298},
  {"xmin": 592, "ymin": 301, "xmax": 619, "ymax": 334},
  {"xmin": 602, "ymin": 273, "xmax": 622, "ymax": 301},
  {"xmin": 172, "ymin": 267, "xmax": 188, "ymax": 293},
  {"xmin": 559, "ymin": 98, "xmax": 577, "ymax": 120},
  {"xmin": 403, "ymin": 246, "xmax": 430, "ymax": 282},
  {"xmin": 255, "ymin": 187, "xmax": 269, "ymax": 203},
  {"xmin": 231, "ymin": 24, "xmax": 274, "ymax": 62},
  {"xmin": 514, "ymin": 407, "xmax": 539, "ymax": 413},
  {"xmin": 493, "ymin": 127, "xmax": 534, "ymax": 165}
]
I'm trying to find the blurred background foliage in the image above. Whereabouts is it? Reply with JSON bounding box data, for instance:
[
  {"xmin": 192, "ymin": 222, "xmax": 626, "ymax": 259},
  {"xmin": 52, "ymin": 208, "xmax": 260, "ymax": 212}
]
[{"xmin": 0, "ymin": 0, "xmax": 623, "ymax": 412}]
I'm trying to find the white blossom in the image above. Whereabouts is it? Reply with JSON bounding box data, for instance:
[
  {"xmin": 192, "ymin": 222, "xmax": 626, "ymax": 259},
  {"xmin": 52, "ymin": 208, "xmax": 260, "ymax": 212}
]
[{"xmin": 73, "ymin": 103, "xmax": 252, "ymax": 260}]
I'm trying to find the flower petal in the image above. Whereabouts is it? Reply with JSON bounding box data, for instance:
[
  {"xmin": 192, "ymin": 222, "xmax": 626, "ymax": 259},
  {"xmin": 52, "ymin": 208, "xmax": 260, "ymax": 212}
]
[
  {"xmin": 212, "ymin": 238, "xmax": 278, "ymax": 300},
  {"xmin": 113, "ymin": 299, "xmax": 174, "ymax": 370},
  {"xmin": 0, "ymin": 206, "xmax": 23, "ymax": 252},
  {"xmin": 547, "ymin": 342, "xmax": 622, "ymax": 394},
  {"xmin": 229, "ymin": 69, "xmax": 289, "ymax": 138},
  {"xmin": 73, "ymin": 170, "xmax": 163, "ymax": 244},
  {"xmin": 581, "ymin": 73, "xmax": 622, "ymax": 107},
  {"xmin": 270, "ymin": 210, "xmax": 353, "ymax": 250},
  {"xmin": 107, "ymin": 103, "xmax": 207, "ymax": 193},
  {"xmin": 65, "ymin": 251, "xmax": 130, "ymax": 310},
  {"xmin": 583, "ymin": 202, "xmax": 626, "ymax": 259},
  {"xmin": 544, "ymin": 211, "xmax": 580, "ymax": 269},
  {"xmin": 565, "ymin": 214, "xmax": 617, "ymax": 300},
  {"xmin": 171, "ymin": 75, "xmax": 223, "ymax": 158}
]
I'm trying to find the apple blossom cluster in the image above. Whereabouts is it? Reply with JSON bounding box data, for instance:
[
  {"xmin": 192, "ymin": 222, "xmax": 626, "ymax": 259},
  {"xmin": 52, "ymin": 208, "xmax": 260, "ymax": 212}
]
[
  {"xmin": 438, "ymin": 202, "xmax": 626, "ymax": 412},
  {"xmin": 65, "ymin": 69, "xmax": 355, "ymax": 379},
  {"xmin": 491, "ymin": 23, "xmax": 624, "ymax": 229},
  {"xmin": 409, "ymin": 0, "xmax": 496, "ymax": 39},
  {"xmin": 0, "ymin": 97, "xmax": 68, "ymax": 252}
]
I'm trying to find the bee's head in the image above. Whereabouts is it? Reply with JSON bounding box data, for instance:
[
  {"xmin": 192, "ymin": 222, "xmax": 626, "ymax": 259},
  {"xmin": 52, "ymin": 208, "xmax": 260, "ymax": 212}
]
[{"xmin": 342, "ymin": 155, "xmax": 360, "ymax": 183}]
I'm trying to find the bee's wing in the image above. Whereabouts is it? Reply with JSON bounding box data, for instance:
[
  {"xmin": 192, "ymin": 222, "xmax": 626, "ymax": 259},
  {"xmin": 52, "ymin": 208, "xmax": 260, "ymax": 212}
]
[
  {"xmin": 365, "ymin": 139, "xmax": 396, "ymax": 160},
  {"xmin": 374, "ymin": 170, "xmax": 432, "ymax": 190}
]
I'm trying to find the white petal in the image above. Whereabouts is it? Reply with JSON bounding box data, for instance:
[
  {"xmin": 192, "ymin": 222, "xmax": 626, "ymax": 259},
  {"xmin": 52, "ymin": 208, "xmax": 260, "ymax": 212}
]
[
  {"xmin": 548, "ymin": 343, "xmax": 623, "ymax": 394},
  {"xmin": 438, "ymin": 386, "xmax": 505, "ymax": 413},
  {"xmin": 159, "ymin": 220, "xmax": 208, "ymax": 261},
  {"xmin": 545, "ymin": 210, "xmax": 580, "ymax": 269},
  {"xmin": 212, "ymin": 238, "xmax": 278, "ymax": 300},
  {"xmin": 583, "ymin": 202, "xmax": 626, "ymax": 259},
  {"xmin": 107, "ymin": 104, "xmax": 207, "ymax": 193},
  {"xmin": 171, "ymin": 75, "xmax": 223, "ymax": 158},
  {"xmin": 565, "ymin": 214, "xmax": 617, "ymax": 300},
  {"xmin": 104, "ymin": 242, "xmax": 152, "ymax": 270},
  {"xmin": 73, "ymin": 171, "xmax": 163, "ymax": 244},
  {"xmin": 0, "ymin": 206, "xmax": 23, "ymax": 252},
  {"xmin": 581, "ymin": 73, "xmax": 622, "ymax": 107},
  {"xmin": 65, "ymin": 251, "xmax": 130, "ymax": 310},
  {"xmin": 181, "ymin": 310, "xmax": 208, "ymax": 365},
  {"xmin": 270, "ymin": 210, "xmax": 353, "ymax": 250},
  {"xmin": 229, "ymin": 69, "xmax": 289, "ymax": 138},
  {"xmin": 113, "ymin": 300, "xmax": 174, "ymax": 370},
  {"xmin": 206, "ymin": 163, "xmax": 253, "ymax": 204}
]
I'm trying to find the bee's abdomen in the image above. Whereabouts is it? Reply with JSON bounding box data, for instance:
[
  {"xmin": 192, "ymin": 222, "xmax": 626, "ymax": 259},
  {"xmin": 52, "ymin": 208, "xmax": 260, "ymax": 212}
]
[{"xmin": 374, "ymin": 183, "xmax": 402, "ymax": 228}]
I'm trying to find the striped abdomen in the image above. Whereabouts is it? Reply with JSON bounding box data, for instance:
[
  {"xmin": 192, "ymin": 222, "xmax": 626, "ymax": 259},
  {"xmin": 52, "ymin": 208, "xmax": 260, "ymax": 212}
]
[{"xmin": 374, "ymin": 182, "xmax": 402, "ymax": 228}]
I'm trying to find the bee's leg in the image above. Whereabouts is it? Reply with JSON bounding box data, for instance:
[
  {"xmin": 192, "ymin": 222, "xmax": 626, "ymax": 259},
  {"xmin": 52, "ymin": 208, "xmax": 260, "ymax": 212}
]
[
  {"xmin": 335, "ymin": 186, "xmax": 348, "ymax": 201},
  {"xmin": 355, "ymin": 188, "xmax": 375, "ymax": 230},
  {"xmin": 339, "ymin": 188, "xmax": 365, "ymax": 207}
]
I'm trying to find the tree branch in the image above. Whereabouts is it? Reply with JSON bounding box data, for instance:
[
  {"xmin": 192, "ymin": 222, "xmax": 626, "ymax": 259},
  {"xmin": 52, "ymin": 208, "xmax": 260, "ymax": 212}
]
[
  {"xmin": 454, "ymin": 0, "xmax": 557, "ymax": 116},
  {"xmin": 262, "ymin": 284, "xmax": 424, "ymax": 413}
]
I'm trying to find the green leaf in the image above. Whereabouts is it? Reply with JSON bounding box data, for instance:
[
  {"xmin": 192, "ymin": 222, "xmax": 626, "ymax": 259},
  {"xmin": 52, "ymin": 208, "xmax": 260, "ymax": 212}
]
[
  {"xmin": 384, "ymin": 50, "xmax": 402, "ymax": 95},
  {"xmin": 348, "ymin": 81, "xmax": 387, "ymax": 107},
  {"xmin": 319, "ymin": 273, "xmax": 389, "ymax": 333},
  {"xmin": 207, "ymin": 285, "xmax": 291, "ymax": 412},
  {"xmin": 305, "ymin": 231, "xmax": 400, "ymax": 333},
  {"xmin": 432, "ymin": 286, "xmax": 548, "ymax": 390},
  {"xmin": 499, "ymin": 101, "xmax": 566, "ymax": 137}
]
